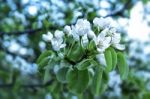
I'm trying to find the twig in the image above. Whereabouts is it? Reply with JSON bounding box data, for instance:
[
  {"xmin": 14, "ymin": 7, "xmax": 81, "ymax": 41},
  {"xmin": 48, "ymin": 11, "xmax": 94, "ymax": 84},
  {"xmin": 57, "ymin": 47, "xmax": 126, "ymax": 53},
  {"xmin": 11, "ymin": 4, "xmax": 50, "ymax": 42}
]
[{"xmin": 0, "ymin": 80, "xmax": 54, "ymax": 88}]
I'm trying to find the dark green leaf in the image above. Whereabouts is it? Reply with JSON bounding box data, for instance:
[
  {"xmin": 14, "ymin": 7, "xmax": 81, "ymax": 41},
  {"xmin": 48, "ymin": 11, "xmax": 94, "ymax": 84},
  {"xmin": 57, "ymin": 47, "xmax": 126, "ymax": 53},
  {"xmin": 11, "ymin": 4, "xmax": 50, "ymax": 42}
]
[
  {"xmin": 38, "ymin": 57, "xmax": 50, "ymax": 71},
  {"xmin": 43, "ymin": 67, "xmax": 51, "ymax": 84},
  {"xmin": 67, "ymin": 42, "xmax": 85, "ymax": 62},
  {"xmin": 66, "ymin": 68, "xmax": 90, "ymax": 94},
  {"xmin": 36, "ymin": 50, "xmax": 53, "ymax": 64},
  {"xmin": 76, "ymin": 59, "xmax": 95, "ymax": 70}
]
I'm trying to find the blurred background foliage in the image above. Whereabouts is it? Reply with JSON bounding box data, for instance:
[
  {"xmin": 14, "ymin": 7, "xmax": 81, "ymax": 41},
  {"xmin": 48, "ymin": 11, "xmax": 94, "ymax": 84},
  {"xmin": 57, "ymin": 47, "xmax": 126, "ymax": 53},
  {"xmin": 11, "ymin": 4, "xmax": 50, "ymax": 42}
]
[{"xmin": 0, "ymin": 0, "xmax": 150, "ymax": 99}]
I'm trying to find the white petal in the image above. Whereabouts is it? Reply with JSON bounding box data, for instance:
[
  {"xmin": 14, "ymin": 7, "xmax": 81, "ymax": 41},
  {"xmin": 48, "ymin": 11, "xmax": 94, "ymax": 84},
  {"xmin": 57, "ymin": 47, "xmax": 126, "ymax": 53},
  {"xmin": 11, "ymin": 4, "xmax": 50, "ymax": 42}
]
[
  {"xmin": 87, "ymin": 30, "xmax": 96, "ymax": 39},
  {"xmin": 103, "ymin": 37, "xmax": 111, "ymax": 45},
  {"xmin": 42, "ymin": 32, "xmax": 53, "ymax": 42},
  {"xmin": 111, "ymin": 33, "xmax": 121, "ymax": 44},
  {"xmin": 113, "ymin": 44, "xmax": 125, "ymax": 50},
  {"xmin": 82, "ymin": 34, "xmax": 89, "ymax": 47},
  {"xmin": 42, "ymin": 35, "xmax": 51, "ymax": 42},
  {"xmin": 64, "ymin": 25, "xmax": 71, "ymax": 35},
  {"xmin": 93, "ymin": 17, "xmax": 99, "ymax": 26},
  {"xmin": 96, "ymin": 53, "xmax": 106, "ymax": 66},
  {"xmin": 54, "ymin": 30, "xmax": 64, "ymax": 39},
  {"xmin": 93, "ymin": 17, "xmax": 110, "ymax": 29},
  {"xmin": 97, "ymin": 28, "xmax": 108, "ymax": 40},
  {"xmin": 71, "ymin": 26, "xmax": 79, "ymax": 41},
  {"xmin": 47, "ymin": 32, "xmax": 53, "ymax": 39},
  {"xmin": 97, "ymin": 47, "xmax": 106, "ymax": 53},
  {"xmin": 60, "ymin": 43, "xmax": 66, "ymax": 49}
]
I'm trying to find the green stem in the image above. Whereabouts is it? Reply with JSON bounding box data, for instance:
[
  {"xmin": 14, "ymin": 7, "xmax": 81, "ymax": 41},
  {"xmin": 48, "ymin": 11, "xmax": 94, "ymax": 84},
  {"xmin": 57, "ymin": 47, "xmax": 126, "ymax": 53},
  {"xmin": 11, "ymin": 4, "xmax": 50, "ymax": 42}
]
[
  {"xmin": 67, "ymin": 40, "xmax": 76, "ymax": 56},
  {"xmin": 77, "ymin": 94, "xmax": 83, "ymax": 99}
]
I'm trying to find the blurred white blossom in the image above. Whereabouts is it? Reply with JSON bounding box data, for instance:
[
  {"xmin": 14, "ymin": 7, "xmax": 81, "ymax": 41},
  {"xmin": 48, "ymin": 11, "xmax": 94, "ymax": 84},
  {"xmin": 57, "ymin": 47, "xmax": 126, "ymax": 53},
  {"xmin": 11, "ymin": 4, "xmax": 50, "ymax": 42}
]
[
  {"xmin": 93, "ymin": 17, "xmax": 110, "ymax": 29},
  {"xmin": 42, "ymin": 31, "xmax": 53, "ymax": 42},
  {"xmin": 72, "ymin": 19, "xmax": 91, "ymax": 36}
]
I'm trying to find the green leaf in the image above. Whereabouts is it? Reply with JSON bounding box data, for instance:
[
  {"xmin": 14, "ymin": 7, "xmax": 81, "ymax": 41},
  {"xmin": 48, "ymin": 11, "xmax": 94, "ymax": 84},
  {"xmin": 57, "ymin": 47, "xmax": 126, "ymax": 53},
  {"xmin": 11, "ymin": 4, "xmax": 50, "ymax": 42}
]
[
  {"xmin": 66, "ymin": 68, "xmax": 90, "ymax": 94},
  {"xmin": 117, "ymin": 52, "xmax": 129, "ymax": 79},
  {"xmin": 43, "ymin": 67, "xmax": 51, "ymax": 84},
  {"xmin": 102, "ymin": 71, "xmax": 109, "ymax": 84},
  {"xmin": 67, "ymin": 42, "xmax": 85, "ymax": 62},
  {"xmin": 38, "ymin": 57, "xmax": 50, "ymax": 71},
  {"xmin": 92, "ymin": 66, "xmax": 103, "ymax": 95},
  {"xmin": 56, "ymin": 67, "xmax": 69, "ymax": 83},
  {"xmin": 104, "ymin": 49, "xmax": 112, "ymax": 72},
  {"xmin": 109, "ymin": 48, "xmax": 117, "ymax": 70},
  {"xmin": 76, "ymin": 59, "xmax": 95, "ymax": 70},
  {"xmin": 143, "ymin": 92, "xmax": 150, "ymax": 99},
  {"xmin": 142, "ymin": 0, "xmax": 149, "ymax": 4},
  {"xmin": 88, "ymin": 40, "xmax": 96, "ymax": 51},
  {"xmin": 36, "ymin": 50, "xmax": 53, "ymax": 64}
]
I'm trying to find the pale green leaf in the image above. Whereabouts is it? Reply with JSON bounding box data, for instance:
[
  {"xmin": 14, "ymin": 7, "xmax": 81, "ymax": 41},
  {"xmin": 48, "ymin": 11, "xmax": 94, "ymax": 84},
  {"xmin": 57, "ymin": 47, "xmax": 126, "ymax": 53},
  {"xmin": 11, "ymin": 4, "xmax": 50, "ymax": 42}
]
[
  {"xmin": 56, "ymin": 67, "xmax": 68, "ymax": 83},
  {"xmin": 109, "ymin": 47, "xmax": 117, "ymax": 70},
  {"xmin": 104, "ymin": 49, "xmax": 112, "ymax": 72},
  {"xmin": 117, "ymin": 52, "xmax": 129, "ymax": 79}
]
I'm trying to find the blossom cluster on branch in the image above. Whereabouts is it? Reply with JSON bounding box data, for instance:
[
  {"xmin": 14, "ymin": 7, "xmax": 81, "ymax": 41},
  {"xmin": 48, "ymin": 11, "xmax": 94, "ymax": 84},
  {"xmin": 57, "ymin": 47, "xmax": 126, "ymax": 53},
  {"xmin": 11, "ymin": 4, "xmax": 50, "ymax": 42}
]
[{"xmin": 38, "ymin": 17, "xmax": 128, "ymax": 95}]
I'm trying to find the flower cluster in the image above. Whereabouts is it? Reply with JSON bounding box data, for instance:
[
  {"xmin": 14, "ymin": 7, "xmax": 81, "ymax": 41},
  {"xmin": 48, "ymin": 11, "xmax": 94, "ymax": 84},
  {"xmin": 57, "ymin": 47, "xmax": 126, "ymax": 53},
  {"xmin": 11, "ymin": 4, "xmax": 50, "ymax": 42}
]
[
  {"xmin": 39, "ymin": 17, "xmax": 128, "ymax": 94},
  {"xmin": 43, "ymin": 17, "xmax": 125, "ymax": 53}
]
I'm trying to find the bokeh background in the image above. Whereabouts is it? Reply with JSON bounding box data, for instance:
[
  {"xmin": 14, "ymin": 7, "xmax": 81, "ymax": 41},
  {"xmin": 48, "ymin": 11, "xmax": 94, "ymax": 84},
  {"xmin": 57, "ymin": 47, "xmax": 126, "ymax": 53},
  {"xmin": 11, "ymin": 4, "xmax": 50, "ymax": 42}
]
[{"xmin": 0, "ymin": 0, "xmax": 150, "ymax": 99}]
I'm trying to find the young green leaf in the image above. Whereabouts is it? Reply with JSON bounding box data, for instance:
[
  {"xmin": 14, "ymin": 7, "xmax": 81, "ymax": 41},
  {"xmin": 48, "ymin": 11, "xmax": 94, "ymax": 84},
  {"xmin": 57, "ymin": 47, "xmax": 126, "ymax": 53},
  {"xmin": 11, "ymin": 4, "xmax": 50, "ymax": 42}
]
[
  {"xmin": 37, "ymin": 50, "xmax": 53, "ymax": 64},
  {"xmin": 76, "ymin": 59, "xmax": 95, "ymax": 70},
  {"xmin": 43, "ymin": 67, "xmax": 51, "ymax": 84},
  {"xmin": 67, "ymin": 42, "xmax": 85, "ymax": 62},
  {"xmin": 104, "ymin": 49, "xmax": 112, "ymax": 72},
  {"xmin": 38, "ymin": 57, "xmax": 50, "ymax": 71},
  {"xmin": 143, "ymin": 92, "xmax": 150, "ymax": 99},
  {"xmin": 92, "ymin": 66, "xmax": 103, "ymax": 95},
  {"xmin": 109, "ymin": 47, "xmax": 117, "ymax": 70},
  {"xmin": 66, "ymin": 68, "xmax": 90, "ymax": 94},
  {"xmin": 56, "ymin": 67, "xmax": 69, "ymax": 83},
  {"xmin": 117, "ymin": 52, "xmax": 129, "ymax": 80},
  {"xmin": 88, "ymin": 40, "xmax": 96, "ymax": 51}
]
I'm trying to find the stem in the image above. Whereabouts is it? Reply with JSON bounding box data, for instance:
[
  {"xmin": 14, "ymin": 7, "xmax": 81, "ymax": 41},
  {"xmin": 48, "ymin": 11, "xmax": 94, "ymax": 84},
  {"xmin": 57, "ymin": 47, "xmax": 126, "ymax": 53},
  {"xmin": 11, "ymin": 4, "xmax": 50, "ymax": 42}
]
[{"xmin": 67, "ymin": 40, "xmax": 76, "ymax": 56}]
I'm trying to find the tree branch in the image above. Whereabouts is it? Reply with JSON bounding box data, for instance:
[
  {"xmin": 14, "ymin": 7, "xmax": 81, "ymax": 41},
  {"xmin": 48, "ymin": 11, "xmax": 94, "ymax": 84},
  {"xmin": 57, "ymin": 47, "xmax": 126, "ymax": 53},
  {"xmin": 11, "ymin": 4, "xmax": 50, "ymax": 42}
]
[
  {"xmin": 104, "ymin": 0, "xmax": 131, "ymax": 18},
  {"xmin": 0, "ymin": 26, "xmax": 59, "ymax": 36},
  {"xmin": 0, "ymin": 80, "xmax": 54, "ymax": 88}
]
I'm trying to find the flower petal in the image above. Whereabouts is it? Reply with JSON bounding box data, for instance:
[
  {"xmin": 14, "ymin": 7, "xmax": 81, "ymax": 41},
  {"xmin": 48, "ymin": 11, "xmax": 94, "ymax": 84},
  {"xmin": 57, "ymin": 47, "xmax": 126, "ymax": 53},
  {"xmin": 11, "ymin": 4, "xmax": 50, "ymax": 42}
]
[
  {"xmin": 111, "ymin": 33, "xmax": 121, "ymax": 44},
  {"xmin": 113, "ymin": 44, "xmax": 125, "ymax": 50}
]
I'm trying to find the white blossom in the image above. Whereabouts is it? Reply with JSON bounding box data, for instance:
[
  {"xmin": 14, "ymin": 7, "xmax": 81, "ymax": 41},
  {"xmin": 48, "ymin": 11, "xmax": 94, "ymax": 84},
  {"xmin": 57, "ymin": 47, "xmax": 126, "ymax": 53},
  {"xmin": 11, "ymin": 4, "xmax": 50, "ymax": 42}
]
[
  {"xmin": 73, "ymin": 19, "xmax": 91, "ymax": 36},
  {"xmin": 71, "ymin": 26, "xmax": 80, "ymax": 41},
  {"xmin": 100, "ymin": 28, "xmax": 125, "ymax": 50},
  {"xmin": 106, "ymin": 28, "xmax": 125, "ymax": 50},
  {"xmin": 82, "ymin": 34, "xmax": 89, "ymax": 47},
  {"xmin": 64, "ymin": 25, "xmax": 72, "ymax": 36},
  {"xmin": 54, "ymin": 30, "xmax": 64, "ymax": 39},
  {"xmin": 93, "ymin": 17, "xmax": 110, "ymax": 29},
  {"xmin": 51, "ymin": 38, "xmax": 66, "ymax": 51},
  {"xmin": 94, "ymin": 31, "xmax": 111, "ymax": 53},
  {"xmin": 87, "ymin": 30, "xmax": 96, "ymax": 39},
  {"xmin": 42, "ymin": 32, "xmax": 53, "ymax": 42},
  {"xmin": 111, "ymin": 33, "xmax": 125, "ymax": 50}
]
